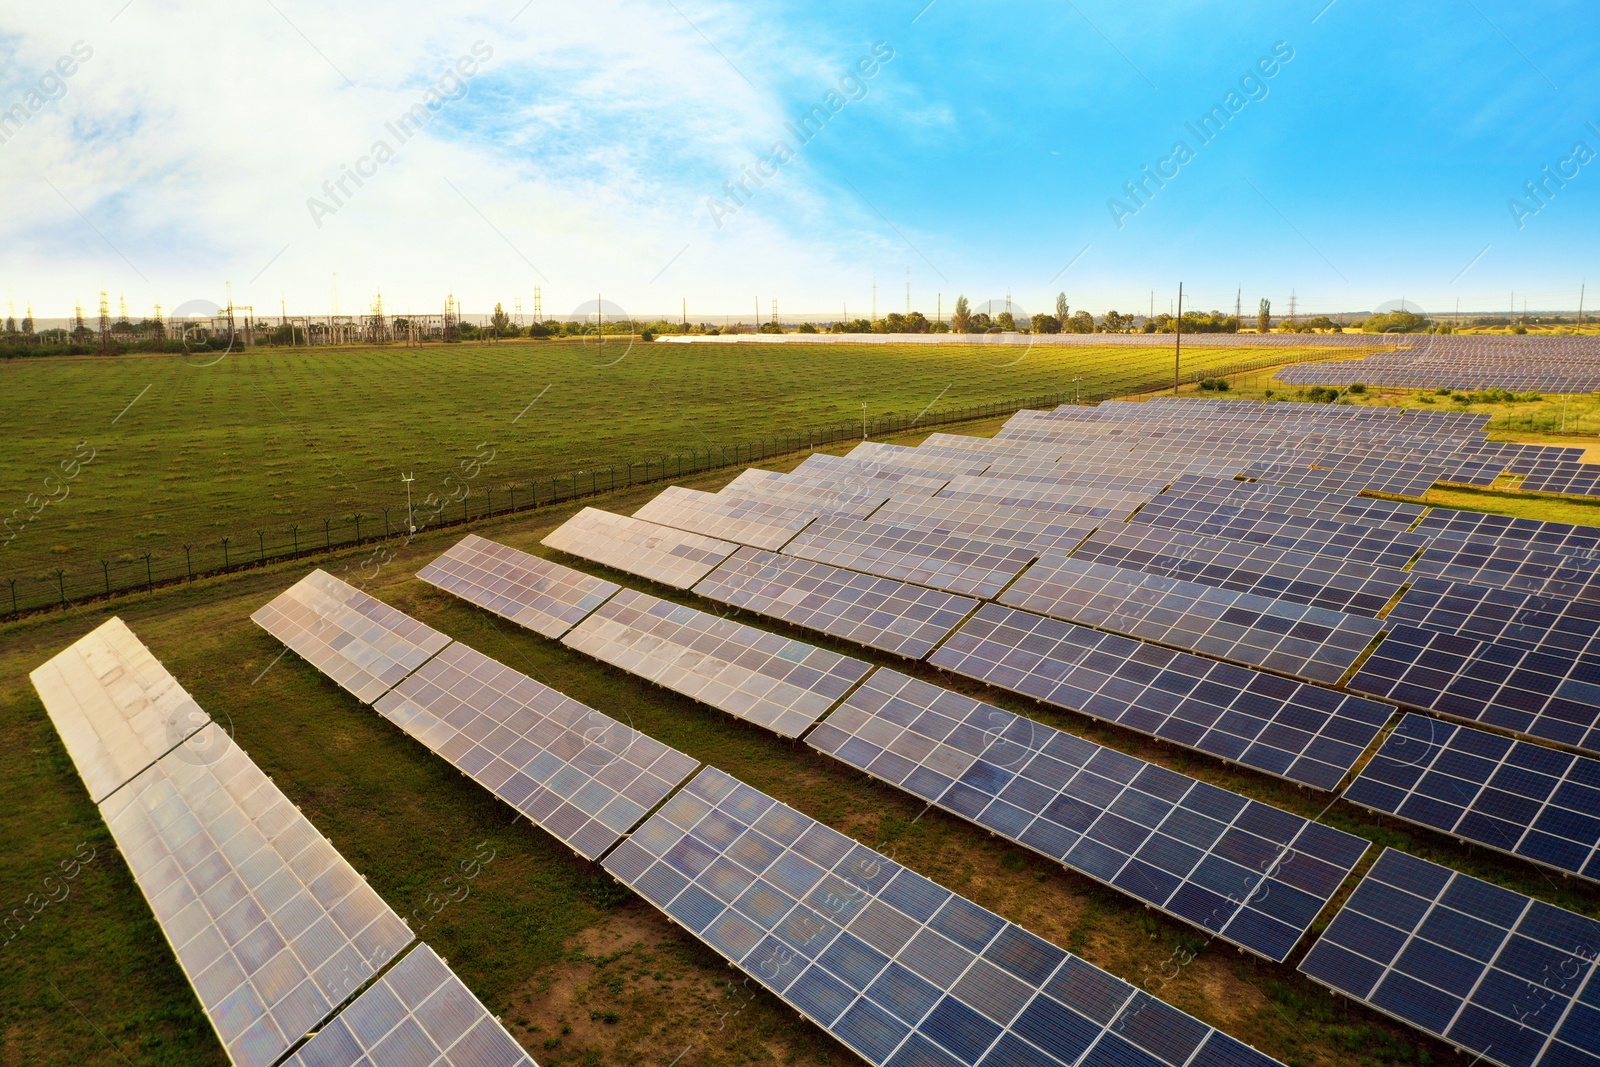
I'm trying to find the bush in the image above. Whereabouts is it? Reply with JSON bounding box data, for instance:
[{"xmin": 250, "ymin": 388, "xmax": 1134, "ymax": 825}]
[
  {"xmin": 1198, "ymin": 378, "xmax": 1230, "ymax": 391},
  {"xmin": 1348, "ymin": 382, "xmax": 1366, "ymax": 394}
]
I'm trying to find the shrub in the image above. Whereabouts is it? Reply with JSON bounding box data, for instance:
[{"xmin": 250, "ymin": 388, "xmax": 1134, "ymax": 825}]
[
  {"xmin": 1348, "ymin": 382, "xmax": 1366, "ymax": 394},
  {"xmin": 1198, "ymin": 377, "xmax": 1230, "ymax": 391}
]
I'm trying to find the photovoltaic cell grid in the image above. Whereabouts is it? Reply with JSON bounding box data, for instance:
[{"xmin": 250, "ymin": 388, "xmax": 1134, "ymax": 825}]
[
  {"xmin": 1350, "ymin": 625, "xmax": 1600, "ymax": 756},
  {"xmin": 29, "ymin": 617, "xmax": 211, "ymax": 803},
  {"xmin": 1162, "ymin": 474, "xmax": 1426, "ymax": 532},
  {"xmin": 720, "ymin": 468, "xmax": 890, "ymax": 519},
  {"xmin": 1252, "ymin": 459, "xmax": 1446, "ymax": 499},
  {"xmin": 562, "ymin": 588, "xmax": 871, "ymax": 738},
  {"xmin": 281, "ymin": 943, "xmax": 535, "ymax": 1067},
  {"xmin": 1129, "ymin": 494, "xmax": 1431, "ymax": 569},
  {"xmin": 603, "ymin": 766, "xmax": 1287, "ymax": 1067},
  {"xmin": 1386, "ymin": 576, "xmax": 1600, "ymax": 658},
  {"xmin": 99, "ymin": 724, "xmax": 414, "ymax": 1067},
  {"xmin": 808, "ymin": 670, "xmax": 1368, "ymax": 961},
  {"xmin": 251, "ymin": 569, "xmax": 452, "ymax": 704},
  {"xmin": 416, "ymin": 534, "xmax": 619, "ymax": 638},
  {"xmin": 541, "ymin": 507, "xmax": 739, "ymax": 590},
  {"xmin": 634, "ymin": 485, "xmax": 820, "ymax": 550},
  {"xmin": 791, "ymin": 453, "xmax": 953, "ymax": 497},
  {"xmin": 1300, "ymin": 849, "xmax": 1600, "ymax": 1067},
  {"xmin": 783, "ymin": 514, "xmax": 1054, "ymax": 600},
  {"xmin": 998, "ymin": 555, "xmax": 1383, "ymax": 686},
  {"xmin": 1070, "ymin": 524, "xmax": 1410, "ymax": 618},
  {"xmin": 1414, "ymin": 508, "xmax": 1600, "ymax": 557},
  {"xmin": 693, "ymin": 547, "xmax": 978, "ymax": 659},
  {"xmin": 938, "ymin": 474, "xmax": 1168, "ymax": 509},
  {"xmin": 869, "ymin": 496, "xmax": 1115, "ymax": 553},
  {"xmin": 1344, "ymin": 713, "xmax": 1600, "ymax": 882},
  {"xmin": 929, "ymin": 603, "xmax": 1392, "ymax": 790},
  {"xmin": 1408, "ymin": 538, "xmax": 1600, "ymax": 603},
  {"xmin": 373, "ymin": 642, "xmax": 699, "ymax": 860}
]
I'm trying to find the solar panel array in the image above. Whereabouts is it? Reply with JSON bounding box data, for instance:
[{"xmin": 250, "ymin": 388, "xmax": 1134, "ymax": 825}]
[
  {"xmin": 1415, "ymin": 507, "xmax": 1600, "ymax": 556},
  {"xmin": 692, "ymin": 547, "xmax": 979, "ymax": 659},
  {"xmin": 1277, "ymin": 334, "xmax": 1600, "ymax": 392},
  {"xmin": 1300, "ymin": 848, "xmax": 1600, "ymax": 1067},
  {"xmin": 1349, "ymin": 624, "xmax": 1600, "ymax": 755},
  {"xmin": 373, "ymin": 641, "xmax": 700, "ymax": 859},
  {"xmin": 634, "ymin": 485, "xmax": 821, "ymax": 549},
  {"xmin": 100, "ymin": 723, "xmax": 415, "ymax": 1067},
  {"xmin": 541, "ymin": 507, "xmax": 738, "ymax": 589},
  {"xmin": 416, "ymin": 534, "xmax": 619, "ymax": 638},
  {"xmin": 1162, "ymin": 473, "xmax": 1426, "ymax": 532},
  {"xmin": 998, "ymin": 554, "xmax": 1384, "ymax": 685},
  {"xmin": 29, "ymin": 616, "xmax": 212, "ymax": 803},
  {"xmin": 720, "ymin": 468, "xmax": 890, "ymax": 518},
  {"xmin": 281, "ymin": 943, "xmax": 537, "ymax": 1067},
  {"xmin": 562, "ymin": 588, "xmax": 871, "ymax": 737},
  {"xmin": 929, "ymin": 603, "xmax": 1392, "ymax": 790},
  {"xmin": 251, "ymin": 569, "xmax": 452, "ymax": 703},
  {"xmin": 1129, "ymin": 494, "xmax": 1430, "ymax": 569},
  {"xmin": 1386, "ymin": 575, "xmax": 1600, "ymax": 657},
  {"xmin": 808, "ymin": 669, "xmax": 1369, "ymax": 961},
  {"xmin": 603, "ymin": 766, "xmax": 1288, "ymax": 1067},
  {"xmin": 1408, "ymin": 537, "xmax": 1600, "ymax": 602},
  {"xmin": 784, "ymin": 514, "xmax": 1052, "ymax": 599},
  {"xmin": 1344, "ymin": 713, "xmax": 1600, "ymax": 882},
  {"xmin": 1071, "ymin": 523, "xmax": 1409, "ymax": 617}
]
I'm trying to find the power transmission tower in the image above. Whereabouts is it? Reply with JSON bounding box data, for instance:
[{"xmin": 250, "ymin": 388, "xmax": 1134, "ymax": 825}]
[
  {"xmin": 97, "ymin": 290, "xmax": 110, "ymax": 347},
  {"xmin": 1235, "ymin": 289, "xmax": 1241, "ymax": 320},
  {"xmin": 514, "ymin": 297, "xmax": 523, "ymax": 327},
  {"xmin": 1288, "ymin": 290, "xmax": 1297, "ymax": 322},
  {"xmin": 532, "ymin": 286, "xmax": 543, "ymax": 321}
]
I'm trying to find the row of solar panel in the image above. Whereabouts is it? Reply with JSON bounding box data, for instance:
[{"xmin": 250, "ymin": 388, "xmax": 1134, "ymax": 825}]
[
  {"xmin": 249, "ymin": 563, "xmax": 1302, "ymax": 1067},
  {"xmin": 29, "ymin": 618, "xmax": 536, "ymax": 1067},
  {"xmin": 416, "ymin": 535, "xmax": 1370, "ymax": 962}
]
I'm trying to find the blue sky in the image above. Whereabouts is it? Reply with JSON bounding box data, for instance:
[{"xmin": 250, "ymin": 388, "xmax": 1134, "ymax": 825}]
[{"xmin": 1, "ymin": 0, "xmax": 1596, "ymax": 320}]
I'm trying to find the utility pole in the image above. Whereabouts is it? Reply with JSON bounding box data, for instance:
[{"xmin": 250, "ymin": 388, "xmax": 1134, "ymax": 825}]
[
  {"xmin": 402, "ymin": 473, "xmax": 416, "ymax": 534},
  {"xmin": 861, "ymin": 402, "xmax": 868, "ymax": 441},
  {"xmin": 1174, "ymin": 282, "xmax": 1183, "ymax": 395},
  {"xmin": 682, "ymin": 298, "xmax": 687, "ymax": 329},
  {"xmin": 755, "ymin": 296, "xmax": 760, "ymax": 330},
  {"xmin": 1579, "ymin": 283, "xmax": 1585, "ymax": 326},
  {"xmin": 1235, "ymin": 288, "xmax": 1241, "ymax": 321}
]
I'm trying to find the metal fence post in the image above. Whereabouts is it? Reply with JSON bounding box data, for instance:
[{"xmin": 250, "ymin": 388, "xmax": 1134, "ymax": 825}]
[
  {"xmin": 222, "ymin": 537, "xmax": 231, "ymax": 572},
  {"xmin": 55, "ymin": 569, "xmax": 66, "ymax": 609},
  {"xmin": 184, "ymin": 545, "xmax": 193, "ymax": 579},
  {"xmin": 143, "ymin": 553, "xmax": 153, "ymax": 590},
  {"xmin": 102, "ymin": 560, "xmax": 110, "ymax": 597},
  {"xmin": 258, "ymin": 530, "xmax": 266, "ymax": 562}
]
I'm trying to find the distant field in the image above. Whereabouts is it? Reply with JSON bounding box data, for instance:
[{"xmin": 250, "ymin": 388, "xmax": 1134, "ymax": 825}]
[{"xmin": 0, "ymin": 339, "xmax": 1345, "ymax": 590}]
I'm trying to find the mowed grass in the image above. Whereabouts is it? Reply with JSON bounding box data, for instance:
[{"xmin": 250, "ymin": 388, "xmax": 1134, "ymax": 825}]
[
  {"xmin": 0, "ymin": 339, "xmax": 1358, "ymax": 592},
  {"xmin": 5, "ymin": 418, "xmax": 1600, "ymax": 1067}
]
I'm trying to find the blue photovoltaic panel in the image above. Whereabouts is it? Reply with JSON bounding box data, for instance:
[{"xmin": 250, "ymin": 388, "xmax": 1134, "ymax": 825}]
[
  {"xmin": 783, "ymin": 514, "xmax": 1051, "ymax": 599},
  {"xmin": 808, "ymin": 670, "xmax": 1369, "ymax": 961},
  {"xmin": 1343, "ymin": 713, "xmax": 1600, "ymax": 883},
  {"xmin": 417, "ymin": 534, "xmax": 619, "ymax": 638},
  {"xmin": 1384, "ymin": 575, "xmax": 1600, "ymax": 657},
  {"xmin": 372, "ymin": 642, "xmax": 700, "ymax": 860},
  {"xmin": 1349, "ymin": 625, "xmax": 1600, "ymax": 756},
  {"xmin": 928, "ymin": 603, "xmax": 1392, "ymax": 790},
  {"xmin": 693, "ymin": 547, "xmax": 978, "ymax": 659},
  {"xmin": 1129, "ymin": 495, "xmax": 1430, "ymax": 570},
  {"xmin": 1300, "ymin": 848, "xmax": 1600, "ymax": 1067},
  {"xmin": 998, "ymin": 554, "xmax": 1383, "ymax": 685},
  {"xmin": 1412, "ymin": 508, "xmax": 1600, "ymax": 556},
  {"xmin": 603, "ymin": 766, "xmax": 1287, "ymax": 1067},
  {"xmin": 281, "ymin": 943, "xmax": 536, "ymax": 1067},
  {"xmin": 1407, "ymin": 538, "xmax": 1600, "ymax": 602}
]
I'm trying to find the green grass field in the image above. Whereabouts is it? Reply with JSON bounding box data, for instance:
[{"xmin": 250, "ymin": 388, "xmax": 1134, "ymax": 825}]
[
  {"xmin": 6, "ymin": 408, "xmax": 1600, "ymax": 1067},
  {"xmin": 0, "ymin": 339, "xmax": 1357, "ymax": 606}
]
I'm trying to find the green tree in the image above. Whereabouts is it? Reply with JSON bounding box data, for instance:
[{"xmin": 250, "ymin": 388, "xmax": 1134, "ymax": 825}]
[
  {"xmin": 1257, "ymin": 298, "xmax": 1271, "ymax": 333},
  {"xmin": 1055, "ymin": 292, "xmax": 1069, "ymax": 322},
  {"xmin": 490, "ymin": 303, "xmax": 511, "ymax": 336},
  {"xmin": 951, "ymin": 295, "xmax": 971, "ymax": 333},
  {"xmin": 1068, "ymin": 310, "xmax": 1095, "ymax": 333},
  {"xmin": 1031, "ymin": 313, "xmax": 1061, "ymax": 334},
  {"xmin": 996, "ymin": 310, "xmax": 1016, "ymax": 331},
  {"xmin": 1103, "ymin": 310, "xmax": 1127, "ymax": 332}
]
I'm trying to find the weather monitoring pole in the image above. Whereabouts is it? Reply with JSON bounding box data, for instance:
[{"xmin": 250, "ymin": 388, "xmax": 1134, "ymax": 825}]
[{"xmin": 1174, "ymin": 282, "xmax": 1184, "ymax": 394}]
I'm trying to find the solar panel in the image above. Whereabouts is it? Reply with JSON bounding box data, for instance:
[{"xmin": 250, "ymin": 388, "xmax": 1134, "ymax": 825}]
[
  {"xmin": 1349, "ymin": 625, "xmax": 1600, "ymax": 755},
  {"xmin": 541, "ymin": 507, "xmax": 739, "ymax": 590},
  {"xmin": 808, "ymin": 670, "xmax": 1369, "ymax": 961},
  {"xmin": 1071, "ymin": 524, "xmax": 1409, "ymax": 617},
  {"xmin": 416, "ymin": 534, "xmax": 619, "ymax": 638},
  {"xmin": 791, "ymin": 453, "xmax": 953, "ymax": 496},
  {"xmin": 634, "ymin": 486, "xmax": 820, "ymax": 550},
  {"xmin": 99, "ymin": 723, "xmax": 414, "ymax": 1067},
  {"xmin": 870, "ymin": 496, "xmax": 1119, "ymax": 552},
  {"xmin": 937, "ymin": 474, "xmax": 1167, "ymax": 510},
  {"xmin": 603, "ymin": 766, "xmax": 1288, "ymax": 1067},
  {"xmin": 1162, "ymin": 473, "xmax": 1426, "ymax": 532},
  {"xmin": 928, "ymin": 603, "xmax": 1393, "ymax": 790},
  {"xmin": 1344, "ymin": 713, "xmax": 1600, "ymax": 883},
  {"xmin": 1414, "ymin": 508, "xmax": 1600, "ymax": 556},
  {"xmin": 720, "ymin": 469, "xmax": 890, "ymax": 519},
  {"xmin": 1408, "ymin": 538, "xmax": 1600, "ymax": 602},
  {"xmin": 783, "ymin": 514, "xmax": 1056, "ymax": 599},
  {"xmin": 1299, "ymin": 848, "xmax": 1600, "ymax": 1067},
  {"xmin": 251, "ymin": 569, "xmax": 452, "ymax": 703},
  {"xmin": 29, "ymin": 617, "xmax": 211, "ymax": 803},
  {"xmin": 372, "ymin": 641, "xmax": 700, "ymax": 860},
  {"xmin": 280, "ymin": 943, "xmax": 534, "ymax": 1067},
  {"xmin": 692, "ymin": 547, "xmax": 978, "ymax": 660},
  {"xmin": 998, "ymin": 554, "xmax": 1384, "ymax": 685},
  {"xmin": 1130, "ymin": 494, "xmax": 1430, "ymax": 569},
  {"xmin": 562, "ymin": 588, "xmax": 871, "ymax": 738},
  {"xmin": 1385, "ymin": 575, "xmax": 1600, "ymax": 657}
]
